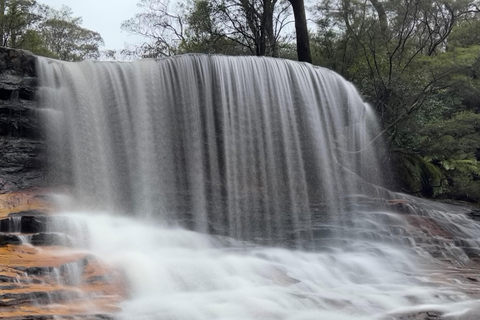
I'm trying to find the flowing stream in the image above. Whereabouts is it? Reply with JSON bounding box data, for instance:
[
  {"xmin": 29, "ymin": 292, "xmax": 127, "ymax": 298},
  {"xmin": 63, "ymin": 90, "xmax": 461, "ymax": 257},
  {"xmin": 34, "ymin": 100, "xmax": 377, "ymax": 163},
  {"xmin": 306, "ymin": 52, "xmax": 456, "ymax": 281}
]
[{"xmin": 36, "ymin": 55, "xmax": 480, "ymax": 319}]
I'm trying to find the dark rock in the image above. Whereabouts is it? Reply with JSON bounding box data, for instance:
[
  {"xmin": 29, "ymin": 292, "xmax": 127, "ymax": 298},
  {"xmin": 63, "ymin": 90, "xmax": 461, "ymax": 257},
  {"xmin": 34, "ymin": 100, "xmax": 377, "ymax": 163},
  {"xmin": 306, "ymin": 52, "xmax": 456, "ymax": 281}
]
[
  {"xmin": 10, "ymin": 210, "xmax": 48, "ymax": 217},
  {"xmin": 0, "ymin": 289, "xmax": 81, "ymax": 306},
  {"xmin": 0, "ymin": 275, "xmax": 16, "ymax": 282},
  {"xmin": 16, "ymin": 266, "xmax": 54, "ymax": 276},
  {"xmin": 0, "ymin": 47, "xmax": 47, "ymax": 193},
  {"xmin": 0, "ymin": 233, "xmax": 22, "ymax": 246},
  {"xmin": 20, "ymin": 215, "xmax": 48, "ymax": 233},
  {"xmin": 0, "ymin": 47, "xmax": 36, "ymax": 78},
  {"xmin": 394, "ymin": 311, "xmax": 444, "ymax": 320},
  {"xmin": 0, "ymin": 284, "xmax": 18, "ymax": 290},
  {"xmin": 0, "ymin": 218, "xmax": 10, "ymax": 232},
  {"xmin": 467, "ymin": 210, "xmax": 480, "ymax": 221},
  {"xmin": 1, "ymin": 211, "xmax": 48, "ymax": 232},
  {"xmin": 30, "ymin": 232, "xmax": 72, "ymax": 247}
]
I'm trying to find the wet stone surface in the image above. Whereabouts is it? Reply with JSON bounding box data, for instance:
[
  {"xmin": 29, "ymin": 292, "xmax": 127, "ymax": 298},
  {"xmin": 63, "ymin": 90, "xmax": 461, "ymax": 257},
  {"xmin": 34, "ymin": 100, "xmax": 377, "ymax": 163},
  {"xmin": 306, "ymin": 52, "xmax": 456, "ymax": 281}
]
[
  {"xmin": 0, "ymin": 47, "xmax": 47, "ymax": 194},
  {"xmin": 0, "ymin": 191, "xmax": 126, "ymax": 319}
]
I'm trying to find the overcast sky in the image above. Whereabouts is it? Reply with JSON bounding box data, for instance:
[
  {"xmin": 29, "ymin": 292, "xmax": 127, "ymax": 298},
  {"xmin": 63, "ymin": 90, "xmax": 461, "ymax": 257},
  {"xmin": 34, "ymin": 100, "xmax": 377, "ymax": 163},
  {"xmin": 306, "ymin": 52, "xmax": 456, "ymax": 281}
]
[{"xmin": 39, "ymin": 0, "xmax": 142, "ymax": 50}]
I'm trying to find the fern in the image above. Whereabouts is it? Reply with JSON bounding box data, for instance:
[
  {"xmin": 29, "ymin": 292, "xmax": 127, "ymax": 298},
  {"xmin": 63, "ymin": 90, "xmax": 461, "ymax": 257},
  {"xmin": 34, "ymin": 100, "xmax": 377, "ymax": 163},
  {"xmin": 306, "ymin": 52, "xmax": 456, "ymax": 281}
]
[
  {"xmin": 442, "ymin": 159, "xmax": 480, "ymax": 176},
  {"xmin": 400, "ymin": 154, "xmax": 446, "ymax": 196}
]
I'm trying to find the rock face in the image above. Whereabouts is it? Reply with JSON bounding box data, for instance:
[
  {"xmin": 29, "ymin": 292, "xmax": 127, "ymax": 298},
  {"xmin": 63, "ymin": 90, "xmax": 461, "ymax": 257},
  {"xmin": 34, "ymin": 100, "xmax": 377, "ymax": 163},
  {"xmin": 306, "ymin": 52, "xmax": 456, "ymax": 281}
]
[
  {"xmin": 0, "ymin": 47, "xmax": 46, "ymax": 193},
  {"xmin": 0, "ymin": 191, "xmax": 126, "ymax": 319}
]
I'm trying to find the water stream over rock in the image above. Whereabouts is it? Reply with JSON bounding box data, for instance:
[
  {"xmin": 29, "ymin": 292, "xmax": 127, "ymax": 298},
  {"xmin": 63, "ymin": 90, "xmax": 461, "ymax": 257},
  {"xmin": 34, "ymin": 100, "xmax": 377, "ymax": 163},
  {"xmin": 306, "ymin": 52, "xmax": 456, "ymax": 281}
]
[{"xmin": 33, "ymin": 55, "xmax": 480, "ymax": 319}]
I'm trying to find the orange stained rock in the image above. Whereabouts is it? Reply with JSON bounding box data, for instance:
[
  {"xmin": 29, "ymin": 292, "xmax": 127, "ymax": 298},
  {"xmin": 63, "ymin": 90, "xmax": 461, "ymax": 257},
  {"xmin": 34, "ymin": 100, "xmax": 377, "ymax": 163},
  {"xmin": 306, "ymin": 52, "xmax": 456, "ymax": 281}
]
[
  {"xmin": 0, "ymin": 297, "xmax": 123, "ymax": 318},
  {"xmin": 0, "ymin": 244, "xmax": 127, "ymax": 318},
  {"xmin": 0, "ymin": 189, "xmax": 54, "ymax": 217},
  {"xmin": 405, "ymin": 215, "xmax": 453, "ymax": 239},
  {"xmin": 0, "ymin": 189, "xmax": 127, "ymax": 318},
  {"xmin": 0, "ymin": 245, "xmax": 86, "ymax": 267}
]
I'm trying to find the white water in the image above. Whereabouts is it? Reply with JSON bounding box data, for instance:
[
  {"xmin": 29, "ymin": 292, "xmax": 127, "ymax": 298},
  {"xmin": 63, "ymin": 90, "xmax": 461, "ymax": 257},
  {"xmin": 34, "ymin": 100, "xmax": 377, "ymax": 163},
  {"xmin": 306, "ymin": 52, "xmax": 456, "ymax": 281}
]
[
  {"xmin": 54, "ymin": 210, "xmax": 479, "ymax": 320},
  {"xmin": 36, "ymin": 55, "xmax": 386, "ymax": 245}
]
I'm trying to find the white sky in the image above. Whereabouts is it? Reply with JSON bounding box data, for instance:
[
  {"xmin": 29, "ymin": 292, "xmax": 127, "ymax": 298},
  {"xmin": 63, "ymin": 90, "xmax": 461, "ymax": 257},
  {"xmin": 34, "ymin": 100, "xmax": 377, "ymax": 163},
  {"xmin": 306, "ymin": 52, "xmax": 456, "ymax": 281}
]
[{"xmin": 39, "ymin": 0, "xmax": 142, "ymax": 50}]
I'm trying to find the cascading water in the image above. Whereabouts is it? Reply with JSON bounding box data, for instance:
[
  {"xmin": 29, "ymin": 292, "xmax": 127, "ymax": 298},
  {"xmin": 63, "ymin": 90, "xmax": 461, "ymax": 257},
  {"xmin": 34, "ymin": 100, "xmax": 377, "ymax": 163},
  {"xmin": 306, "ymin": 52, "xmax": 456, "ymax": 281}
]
[
  {"xmin": 36, "ymin": 55, "xmax": 385, "ymax": 244},
  {"xmin": 34, "ymin": 55, "xmax": 480, "ymax": 319}
]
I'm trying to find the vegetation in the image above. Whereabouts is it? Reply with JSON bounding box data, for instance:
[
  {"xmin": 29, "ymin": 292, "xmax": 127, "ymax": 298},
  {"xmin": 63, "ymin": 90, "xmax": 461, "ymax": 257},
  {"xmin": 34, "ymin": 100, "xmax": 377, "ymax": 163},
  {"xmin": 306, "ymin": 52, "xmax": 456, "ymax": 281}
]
[
  {"xmin": 0, "ymin": 0, "xmax": 103, "ymax": 61},
  {"xmin": 2, "ymin": 0, "xmax": 479, "ymax": 203},
  {"xmin": 311, "ymin": 0, "xmax": 480, "ymax": 202},
  {"xmin": 120, "ymin": 0, "xmax": 310, "ymax": 61}
]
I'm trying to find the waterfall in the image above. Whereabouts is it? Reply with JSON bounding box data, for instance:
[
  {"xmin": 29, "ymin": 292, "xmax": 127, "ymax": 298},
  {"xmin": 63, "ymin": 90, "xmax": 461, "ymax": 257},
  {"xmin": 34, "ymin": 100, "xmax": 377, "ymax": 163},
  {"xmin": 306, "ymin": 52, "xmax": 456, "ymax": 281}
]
[
  {"xmin": 35, "ymin": 55, "xmax": 480, "ymax": 319},
  {"xmin": 37, "ymin": 55, "xmax": 385, "ymax": 245}
]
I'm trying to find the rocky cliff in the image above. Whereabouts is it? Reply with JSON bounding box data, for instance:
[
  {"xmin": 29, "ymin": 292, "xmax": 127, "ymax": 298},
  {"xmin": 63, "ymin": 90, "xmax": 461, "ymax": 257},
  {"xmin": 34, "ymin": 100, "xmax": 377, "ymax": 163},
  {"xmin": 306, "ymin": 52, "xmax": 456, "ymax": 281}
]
[{"xmin": 0, "ymin": 47, "xmax": 47, "ymax": 193}]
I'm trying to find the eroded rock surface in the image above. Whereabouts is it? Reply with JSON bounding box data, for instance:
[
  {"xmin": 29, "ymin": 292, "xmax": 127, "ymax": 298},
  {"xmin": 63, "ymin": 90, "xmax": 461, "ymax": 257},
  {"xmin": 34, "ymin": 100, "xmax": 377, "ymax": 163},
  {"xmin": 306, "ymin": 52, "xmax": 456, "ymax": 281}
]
[
  {"xmin": 0, "ymin": 191, "xmax": 126, "ymax": 319},
  {"xmin": 0, "ymin": 47, "xmax": 46, "ymax": 193}
]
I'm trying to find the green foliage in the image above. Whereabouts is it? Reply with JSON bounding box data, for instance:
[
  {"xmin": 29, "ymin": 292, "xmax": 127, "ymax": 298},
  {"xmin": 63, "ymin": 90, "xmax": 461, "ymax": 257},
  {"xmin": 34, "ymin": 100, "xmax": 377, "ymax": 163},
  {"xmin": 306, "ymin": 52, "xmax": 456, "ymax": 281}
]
[
  {"xmin": 310, "ymin": 0, "xmax": 480, "ymax": 202},
  {"xmin": 449, "ymin": 19, "xmax": 480, "ymax": 48},
  {"xmin": 19, "ymin": 29, "xmax": 54, "ymax": 57},
  {"xmin": 395, "ymin": 111, "xmax": 480, "ymax": 202},
  {"xmin": 0, "ymin": 1, "xmax": 104, "ymax": 61},
  {"xmin": 398, "ymin": 154, "xmax": 446, "ymax": 197},
  {"xmin": 121, "ymin": 0, "xmax": 294, "ymax": 58},
  {"xmin": 38, "ymin": 6, "xmax": 104, "ymax": 61},
  {"xmin": 0, "ymin": 0, "xmax": 40, "ymax": 47}
]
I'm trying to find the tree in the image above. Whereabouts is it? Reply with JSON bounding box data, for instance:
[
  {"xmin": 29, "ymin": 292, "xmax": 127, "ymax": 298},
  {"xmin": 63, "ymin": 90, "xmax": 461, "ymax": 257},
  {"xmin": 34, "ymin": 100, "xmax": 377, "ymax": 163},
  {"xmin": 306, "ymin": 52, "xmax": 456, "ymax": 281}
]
[
  {"xmin": 121, "ymin": 0, "xmax": 187, "ymax": 57},
  {"xmin": 38, "ymin": 6, "xmax": 104, "ymax": 61},
  {"xmin": 0, "ymin": 0, "xmax": 39, "ymax": 48},
  {"xmin": 179, "ymin": 0, "xmax": 249, "ymax": 55},
  {"xmin": 206, "ymin": 0, "xmax": 292, "ymax": 57},
  {"xmin": 122, "ymin": 0, "xmax": 294, "ymax": 58},
  {"xmin": 309, "ymin": 0, "xmax": 480, "ymax": 199},
  {"xmin": 288, "ymin": 0, "xmax": 311, "ymax": 62},
  {"xmin": 0, "ymin": 1, "xmax": 104, "ymax": 61},
  {"xmin": 313, "ymin": 0, "xmax": 479, "ymax": 137}
]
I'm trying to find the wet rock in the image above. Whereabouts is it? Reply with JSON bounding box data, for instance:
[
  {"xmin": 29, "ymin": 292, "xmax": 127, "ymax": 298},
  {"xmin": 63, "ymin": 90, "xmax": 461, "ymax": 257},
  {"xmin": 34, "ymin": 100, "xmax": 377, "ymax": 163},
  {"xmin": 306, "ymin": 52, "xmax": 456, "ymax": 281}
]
[
  {"xmin": 0, "ymin": 275, "xmax": 16, "ymax": 282},
  {"xmin": 0, "ymin": 191, "xmax": 126, "ymax": 319},
  {"xmin": 0, "ymin": 137, "xmax": 47, "ymax": 192},
  {"xmin": 393, "ymin": 311, "xmax": 444, "ymax": 320},
  {"xmin": 30, "ymin": 232, "xmax": 72, "ymax": 247},
  {"xmin": 0, "ymin": 211, "xmax": 49, "ymax": 232},
  {"xmin": 0, "ymin": 218, "xmax": 11, "ymax": 232},
  {"xmin": 0, "ymin": 233, "xmax": 22, "ymax": 246},
  {"xmin": 0, "ymin": 315, "xmax": 115, "ymax": 320},
  {"xmin": 467, "ymin": 210, "xmax": 480, "ymax": 221},
  {"xmin": 10, "ymin": 209, "xmax": 48, "ymax": 217},
  {"xmin": 0, "ymin": 47, "xmax": 47, "ymax": 193},
  {"xmin": 20, "ymin": 215, "xmax": 49, "ymax": 233},
  {"xmin": 16, "ymin": 266, "xmax": 55, "ymax": 276},
  {"xmin": 0, "ymin": 290, "xmax": 82, "ymax": 306}
]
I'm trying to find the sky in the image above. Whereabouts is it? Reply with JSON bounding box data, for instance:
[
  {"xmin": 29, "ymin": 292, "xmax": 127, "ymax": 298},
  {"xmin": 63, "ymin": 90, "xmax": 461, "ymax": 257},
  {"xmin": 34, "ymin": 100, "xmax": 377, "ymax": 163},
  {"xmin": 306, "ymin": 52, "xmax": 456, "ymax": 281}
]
[{"xmin": 39, "ymin": 0, "xmax": 142, "ymax": 50}]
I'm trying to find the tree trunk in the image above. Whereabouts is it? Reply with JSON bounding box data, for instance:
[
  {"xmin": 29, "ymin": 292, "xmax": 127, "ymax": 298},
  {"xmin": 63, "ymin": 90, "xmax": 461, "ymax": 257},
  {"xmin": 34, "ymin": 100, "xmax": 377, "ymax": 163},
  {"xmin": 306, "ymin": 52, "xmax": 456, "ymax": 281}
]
[
  {"xmin": 288, "ymin": 0, "xmax": 311, "ymax": 63},
  {"xmin": 264, "ymin": 0, "xmax": 278, "ymax": 57}
]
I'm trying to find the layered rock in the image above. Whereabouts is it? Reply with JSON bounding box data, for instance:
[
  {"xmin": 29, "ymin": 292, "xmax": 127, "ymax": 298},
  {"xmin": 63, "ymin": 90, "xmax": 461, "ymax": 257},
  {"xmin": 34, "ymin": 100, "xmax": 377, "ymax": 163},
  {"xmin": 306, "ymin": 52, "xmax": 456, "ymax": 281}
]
[
  {"xmin": 0, "ymin": 191, "xmax": 127, "ymax": 319},
  {"xmin": 0, "ymin": 47, "xmax": 46, "ymax": 193}
]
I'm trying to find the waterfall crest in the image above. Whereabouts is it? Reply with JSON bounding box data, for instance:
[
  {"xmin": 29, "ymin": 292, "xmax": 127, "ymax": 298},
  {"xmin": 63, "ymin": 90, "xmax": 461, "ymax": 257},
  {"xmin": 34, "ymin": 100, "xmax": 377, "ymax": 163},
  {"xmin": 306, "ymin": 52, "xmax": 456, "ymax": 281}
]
[{"xmin": 37, "ymin": 55, "xmax": 384, "ymax": 244}]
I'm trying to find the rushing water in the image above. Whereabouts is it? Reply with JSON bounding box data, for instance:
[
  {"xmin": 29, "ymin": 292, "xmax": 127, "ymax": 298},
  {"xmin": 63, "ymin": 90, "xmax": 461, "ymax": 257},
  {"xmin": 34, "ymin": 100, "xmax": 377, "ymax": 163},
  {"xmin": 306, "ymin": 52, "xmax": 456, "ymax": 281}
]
[{"xmin": 36, "ymin": 55, "xmax": 480, "ymax": 319}]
